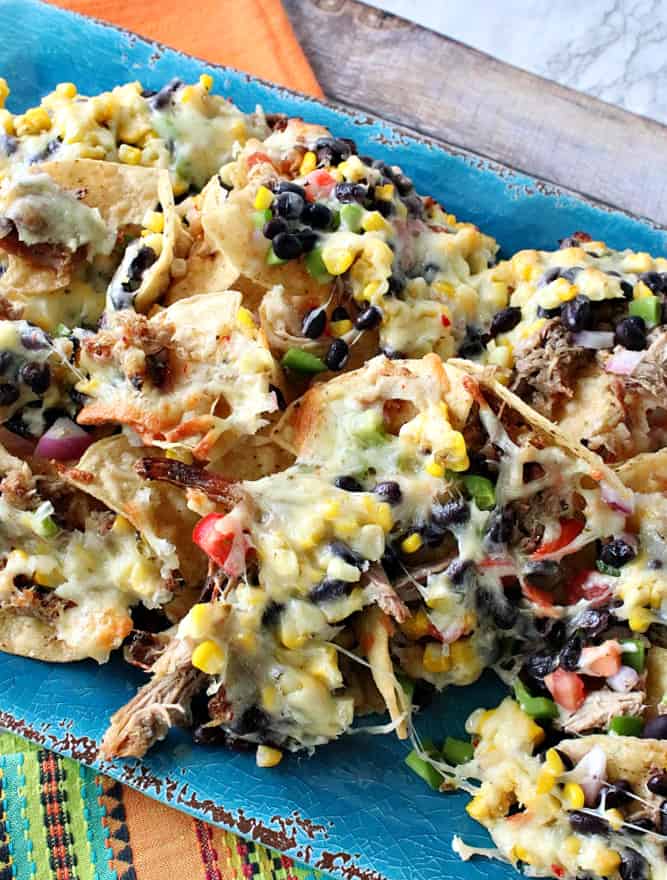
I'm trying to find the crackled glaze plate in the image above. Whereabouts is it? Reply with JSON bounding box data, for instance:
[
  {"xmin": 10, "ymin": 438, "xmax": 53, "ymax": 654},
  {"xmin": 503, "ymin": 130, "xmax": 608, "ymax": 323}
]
[{"xmin": 1, "ymin": 2, "xmax": 666, "ymax": 879}]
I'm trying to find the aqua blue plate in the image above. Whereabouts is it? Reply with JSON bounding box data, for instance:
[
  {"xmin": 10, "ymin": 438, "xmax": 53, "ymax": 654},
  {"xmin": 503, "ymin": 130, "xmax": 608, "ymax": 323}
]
[{"xmin": 0, "ymin": 2, "xmax": 665, "ymax": 879}]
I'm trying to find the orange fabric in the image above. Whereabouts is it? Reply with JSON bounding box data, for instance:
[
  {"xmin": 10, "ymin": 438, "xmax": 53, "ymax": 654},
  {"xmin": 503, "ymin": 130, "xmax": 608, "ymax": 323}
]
[{"xmin": 47, "ymin": 0, "xmax": 323, "ymax": 97}]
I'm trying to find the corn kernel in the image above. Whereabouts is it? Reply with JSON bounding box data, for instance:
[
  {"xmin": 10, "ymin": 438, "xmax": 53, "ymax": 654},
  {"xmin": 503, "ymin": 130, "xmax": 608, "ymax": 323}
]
[
  {"xmin": 256, "ymin": 745, "xmax": 283, "ymax": 768},
  {"xmin": 605, "ymin": 808, "xmax": 624, "ymax": 831},
  {"xmin": 423, "ymin": 641, "xmax": 451, "ymax": 673},
  {"xmin": 361, "ymin": 211, "xmax": 388, "ymax": 233},
  {"xmin": 118, "ymin": 144, "xmax": 142, "ymax": 165},
  {"xmin": 337, "ymin": 156, "xmax": 366, "ymax": 182},
  {"xmin": 261, "ymin": 685, "xmax": 278, "ymax": 712},
  {"xmin": 165, "ymin": 448, "xmax": 194, "ymax": 464},
  {"xmin": 144, "ymin": 211, "xmax": 164, "ymax": 234},
  {"xmin": 557, "ymin": 282, "xmax": 579, "ymax": 303},
  {"xmin": 330, "ymin": 319, "xmax": 353, "ymax": 337},
  {"xmin": 527, "ymin": 719, "xmax": 545, "ymax": 745},
  {"xmin": 400, "ymin": 608, "xmax": 431, "ymax": 641},
  {"xmin": 230, "ymin": 118, "xmax": 246, "ymax": 141},
  {"xmin": 563, "ymin": 836, "xmax": 581, "ymax": 856},
  {"xmin": 623, "ymin": 252, "xmax": 652, "ymax": 274},
  {"xmin": 425, "ymin": 459, "xmax": 445, "ymax": 478},
  {"xmin": 55, "ymin": 82, "xmax": 77, "ymax": 99},
  {"xmin": 299, "ymin": 150, "xmax": 317, "ymax": 176},
  {"xmin": 111, "ymin": 515, "xmax": 133, "ymax": 536},
  {"xmin": 236, "ymin": 306, "xmax": 256, "ymax": 331},
  {"xmin": 0, "ymin": 78, "xmax": 8, "ymax": 108},
  {"xmin": 16, "ymin": 107, "xmax": 51, "ymax": 136},
  {"xmin": 536, "ymin": 768, "xmax": 557, "ymax": 795},
  {"xmin": 142, "ymin": 233, "xmax": 163, "ymax": 257},
  {"xmin": 629, "ymin": 606, "xmax": 653, "ymax": 633},
  {"xmin": 34, "ymin": 568, "xmax": 60, "ymax": 588},
  {"xmin": 191, "ymin": 640, "xmax": 225, "ymax": 674},
  {"xmin": 234, "ymin": 631, "xmax": 257, "ymax": 653},
  {"xmin": 466, "ymin": 795, "xmax": 488, "ymax": 820},
  {"xmin": 401, "ymin": 532, "xmax": 423, "ymax": 554},
  {"xmin": 199, "ymin": 73, "xmax": 214, "ymax": 91},
  {"xmin": 362, "ymin": 281, "xmax": 382, "ymax": 301},
  {"xmin": 0, "ymin": 110, "xmax": 14, "ymax": 136},
  {"xmin": 520, "ymin": 318, "xmax": 546, "ymax": 339},
  {"xmin": 375, "ymin": 183, "xmax": 394, "ymax": 201},
  {"xmin": 180, "ymin": 85, "xmax": 195, "ymax": 103},
  {"xmin": 449, "ymin": 638, "xmax": 478, "ymax": 670},
  {"xmin": 172, "ymin": 176, "xmax": 189, "ymax": 197},
  {"xmin": 545, "ymin": 748, "xmax": 565, "ymax": 774},
  {"xmin": 189, "ymin": 603, "xmax": 210, "ymax": 635},
  {"xmin": 512, "ymin": 846, "xmax": 532, "ymax": 865},
  {"xmin": 563, "ymin": 783, "xmax": 585, "ymax": 810},
  {"xmin": 335, "ymin": 519, "xmax": 358, "ymax": 539},
  {"xmin": 595, "ymin": 850, "xmax": 621, "ymax": 876},
  {"xmin": 633, "ymin": 280, "xmax": 653, "ymax": 299},
  {"xmin": 322, "ymin": 245, "xmax": 355, "ymax": 276},
  {"xmin": 254, "ymin": 185, "xmax": 274, "ymax": 211},
  {"xmin": 11, "ymin": 549, "xmax": 29, "ymax": 564}
]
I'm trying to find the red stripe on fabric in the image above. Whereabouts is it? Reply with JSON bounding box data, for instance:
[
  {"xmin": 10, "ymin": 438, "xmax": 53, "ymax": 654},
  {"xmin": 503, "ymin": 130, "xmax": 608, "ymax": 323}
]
[{"xmin": 194, "ymin": 819, "xmax": 222, "ymax": 880}]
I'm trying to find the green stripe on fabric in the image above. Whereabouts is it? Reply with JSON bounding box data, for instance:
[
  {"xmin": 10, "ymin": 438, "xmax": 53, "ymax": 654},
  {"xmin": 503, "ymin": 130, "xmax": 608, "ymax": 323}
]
[
  {"xmin": 80, "ymin": 769, "xmax": 115, "ymax": 880},
  {"xmin": 0, "ymin": 734, "xmax": 39, "ymax": 757},
  {"xmin": 0, "ymin": 751, "xmax": 37, "ymax": 878},
  {"xmin": 60, "ymin": 758, "xmax": 95, "ymax": 880},
  {"xmin": 21, "ymin": 750, "xmax": 53, "ymax": 880}
]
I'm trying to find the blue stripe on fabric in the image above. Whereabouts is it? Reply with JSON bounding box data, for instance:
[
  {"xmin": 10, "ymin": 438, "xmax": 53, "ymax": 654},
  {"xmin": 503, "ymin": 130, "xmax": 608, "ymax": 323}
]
[
  {"xmin": 0, "ymin": 753, "xmax": 36, "ymax": 879},
  {"xmin": 78, "ymin": 767, "xmax": 116, "ymax": 880}
]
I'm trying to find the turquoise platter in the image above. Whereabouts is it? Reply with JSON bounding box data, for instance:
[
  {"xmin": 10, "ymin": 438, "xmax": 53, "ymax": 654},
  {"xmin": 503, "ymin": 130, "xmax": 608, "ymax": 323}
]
[{"xmin": 0, "ymin": 2, "xmax": 665, "ymax": 878}]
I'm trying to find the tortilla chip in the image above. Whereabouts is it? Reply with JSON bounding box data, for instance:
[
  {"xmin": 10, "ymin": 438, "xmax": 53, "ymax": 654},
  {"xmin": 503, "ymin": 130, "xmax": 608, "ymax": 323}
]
[
  {"xmin": 559, "ymin": 734, "xmax": 667, "ymax": 789},
  {"xmin": 63, "ymin": 435, "xmax": 206, "ymax": 589},
  {"xmin": 646, "ymin": 645, "xmax": 667, "ymax": 719},
  {"xmin": 0, "ymin": 612, "xmax": 83, "ymax": 663},
  {"xmin": 617, "ymin": 449, "xmax": 667, "ymax": 493},
  {"xmin": 165, "ymin": 242, "xmax": 239, "ymax": 304}
]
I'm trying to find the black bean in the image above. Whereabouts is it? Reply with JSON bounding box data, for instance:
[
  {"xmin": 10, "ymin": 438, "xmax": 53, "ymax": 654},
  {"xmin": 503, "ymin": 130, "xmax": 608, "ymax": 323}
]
[
  {"xmin": 649, "ymin": 559, "xmax": 664, "ymax": 570},
  {"xmin": 330, "ymin": 541, "xmax": 365, "ymax": 568},
  {"xmin": 659, "ymin": 801, "xmax": 667, "ymax": 835},
  {"xmin": 19, "ymin": 362, "xmax": 50, "ymax": 394},
  {"xmin": 568, "ymin": 811, "xmax": 610, "ymax": 836},
  {"xmin": 403, "ymin": 195, "xmax": 424, "ymax": 217},
  {"xmin": 261, "ymin": 601, "xmax": 284, "ymax": 626},
  {"xmin": 431, "ymin": 500, "xmax": 470, "ymax": 529},
  {"xmin": 271, "ymin": 232, "xmax": 303, "ymax": 260},
  {"xmin": 486, "ymin": 506, "xmax": 515, "ymax": 545},
  {"xmin": 638, "ymin": 271, "xmax": 667, "ymax": 294},
  {"xmin": 420, "ymin": 521, "xmax": 446, "ymax": 548},
  {"xmin": 620, "ymin": 280, "xmax": 634, "ymax": 299},
  {"xmin": 381, "ymin": 347, "xmax": 406, "ymax": 360},
  {"xmin": 309, "ymin": 578, "xmax": 353, "ymax": 603},
  {"xmin": 324, "ymin": 338, "xmax": 349, "ymax": 371},
  {"xmin": 559, "ymin": 233, "xmax": 591, "ymax": 249},
  {"xmin": 539, "ymin": 266, "xmax": 563, "ymax": 286},
  {"xmin": 27, "ymin": 137, "xmax": 62, "ymax": 164},
  {"xmin": 615, "ymin": 316, "xmax": 647, "ymax": 351},
  {"xmin": 445, "ymin": 559, "xmax": 473, "ymax": 585},
  {"xmin": 146, "ymin": 349, "xmax": 169, "ymax": 388},
  {"xmin": 523, "ymin": 652, "xmax": 558, "ymax": 679},
  {"xmin": 571, "ymin": 608, "xmax": 610, "ymax": 637},
  {"xmin": 600, "ymin": 780, "xmax": 633, "ymax": 808},
  {"xmin": 647, "ymin": 771, "xmax": 667, "ymax": 797},
  {"xmin": 619, "ymin": 849, "xmax": 648, "ymax": 880},
  {"xmin": 477, "ymin": 588, "xmax": 518, "ymax": 630},
  {"xmin": 275, "ymin": 191, "xmax": 305, "ymax": 220},
  {"xmin": 642, "ymin": 715, "xmax": 667, "ymax": 739},
  {"xmin": 301, "ymin": 202, "xmax": 332, "ymax": 229},
  {"xmin": 331, "ymin": 306, "xmax": 350, "ymax": 322},
  {"xmin": 393, "ymin": 173, "xmax": 414, "ymax": 196},
  {"xmin": 489, "ymin": 307, "xmax": 522, "ymax": 337},
  {"xmin": 0, "ymin": 383, "xmax": 19, "ymax": 406},
  {"xmin": 314, "ymin": 137, "xmax": 354, "ymax": 166},
  {"xmin": 262, "ymin": 217, "xmax": 288, "ymax": 239},
  {"xmin": 599, "ymin": 538, "xmax": 636, "ymax": 569},
  {"xmin": 20, "ymin": 326, "xmax": 51, "ymax": 351},
  {"xmin": 380, "ymin": 543, "xmax": 401, "ymax": 580},
  {"xmin": 235, "ymin": 705, "xmax": 270, "ymax": 735},
  {"xmin": 355, "ymin": 305, "xmax": 382, "ymax": 330},
  {"xmin": 121, "ymin": 245, "xmax": 158, "ymax": 294},
  {"xmin": 0, "ymin": 351, "xmax": 14, "ymax": 375},
  {"xmin": 386, "ymin": 274, "xmax": 405, "ymax": 296},
  {"xmin": 296, "ymin": 229, "xmax": 318, "ymax": 252},
  {"xmin": 4, "ymin": 412, "xmax": 31, "ymax": 437},
  {"xmin": 371, "ymin": 197, "xmax": 394, "ymax": 218},
  {"xmin": 334, "ymin": 475, "xmax": 364, "ymax": 492},
  {"xmin": 537, "ymin": 304, "xmax": 562, "ymax": 319},
  {"xmin": 374, "ymin": 481, "xmax": 402, "ymax": 505},
  {"xmin": 150, "ymin": 78, "xmax": 183, "ymax": 109},
  {"xmin": 561, "ymin": 295, "xmax": 593, "ymax": 332},
  {"xmin": 334, "ymin": 182, "xmax": 366, "ymax": 203},
  {"xmin": 269, "ymin": 383, "xmax": 286, "ymax": 411},
  {"xmin": 522, "ymin": 560, "xmax": 561, "ymax": 591},
  {"xmin": 0, "ymin": 134, "xmax": 17, "ymax": 157},
  {"xmin": 559, "ymin": 633, "xmax": 583, "ymax": 671},
  {"xmin": 302, "ymin": 307, "xmax": 326, "ymax": 339},
  {"xmin": 458, "ymin": 326, "xmax": 485, "ymax": 358},
  {"xmin": 628, "ymin": 816, "xmax": 655, "ymax": 834},
  {"xmin": 274, "ymin": 181, "xmax": 307, "ymax": 199}
]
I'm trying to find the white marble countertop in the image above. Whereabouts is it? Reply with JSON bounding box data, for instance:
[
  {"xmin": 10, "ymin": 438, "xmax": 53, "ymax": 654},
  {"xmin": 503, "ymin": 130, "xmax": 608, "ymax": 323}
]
[{"xmin": 366, "ymin": 0, "xmax": 667, "ymax": 125}]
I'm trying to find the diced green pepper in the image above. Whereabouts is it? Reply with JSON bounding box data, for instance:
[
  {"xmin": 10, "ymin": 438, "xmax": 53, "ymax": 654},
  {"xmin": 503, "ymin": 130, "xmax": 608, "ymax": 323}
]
[
  {"xmin": 252, "ymin": 209, "xmax": 272, "ymax": 229},
  {"xmin": 462, "ymin": 475, "xmax": 496, "ymax": 510},
  {"xmin": 620, "ymin": 638, "xmax": 646, "ymax": 673},
  {"xmin": 305, "ymin": 248, "xmax": 333, "ymax": 283},
  {"xmin": 608, "ymin": 715, "xmax": 643, "ymax": 737},
  {"xmin": 281, "ymin": 348, "xmax": 327, "ymax": 374},
  {"xmin": 340, "ymin": 203, "xmax": 363, "ymax": 232},
  {"xmin": 513, "ymin": 680, "xmax": 558, "ymax": 720},
  {"xmin": 33, "ymin": 515, "xmax": 59, "ymax": 539},
  {"xmin": 442, "ymin": 736, "xmax": 474, "ymax": 766},
  {"xmin": 596, "ymin": 560, "xmax": 621, "ymax": 577},
  {"xmin": 266, "ymin": 245, "xmax": 287, "ymax": 266},
  {"xmin": 53, "ymin": 323, "xmax": 71, "ymax": 337},
  {"xmin": 629, "ymin": 295, "xmax": 661, "ymax": 327},
  {"xmin": 350, "ymin": 410, "xmax": 387, "ymax": 448},
  {"xmin": 397, "ymin": 673, "xmax": 415, "ymax": 704},
  {"xmin": 405, "ymin": 747, "xmax": 444, "ymax": 790},
  {"xmin": 329, "ymin": 209, "xmax": 341, "ymax": 231}
]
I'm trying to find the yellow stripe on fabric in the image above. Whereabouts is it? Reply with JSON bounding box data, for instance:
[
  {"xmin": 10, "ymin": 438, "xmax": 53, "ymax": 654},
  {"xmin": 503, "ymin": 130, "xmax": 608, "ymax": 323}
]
[
  {"xmin": 21, "ymin": 750, "xmax": 53, "ymax": 880},
  {"xmin": 60, "ymin": 757, "xmax": 95, "ymax": 880}
]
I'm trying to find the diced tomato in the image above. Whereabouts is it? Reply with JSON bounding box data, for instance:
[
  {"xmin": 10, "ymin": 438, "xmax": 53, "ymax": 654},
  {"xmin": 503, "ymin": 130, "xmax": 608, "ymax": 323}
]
[
  {"xmin": 552, "ymin": 864, "xmax": 565, "ymax": 878},
  {"xmin": 531, "ymin": 519, "xmax": 584, "ymax": 559},
  {"xmin": 461, "ymin": 374, "xmax": 487, "ymax": 407},
  {"xmin": 565, "ymin": 570, "xmax": 612, "ymax": 606},
  {"xmin": 303, "ymin": 169, "xmax": 336, "ymax": 201},
  {"xmin": 428, "ymin": 623, "xmax": 445, "ymax": 643},
  {"xmin": 544, "ymin": 668, "xmax": 586, "ymax": 711},
  {"xmin": 193, "ymin": 514, "xmax": 234, "ymax": 567},
  {"xmin": 440, "ymin": 314, "xmax": 451, "ymax": 327},
  {"xmin": 579, "ymin": 640, "xmax": 622, "ymax": 677},
  {"xmin": 246, "ymin": 151, "xmax": 274, "ymax": 169},
  {"xmin": 522, "ymin": 584, "xmax": 555, "ymax": 608}
]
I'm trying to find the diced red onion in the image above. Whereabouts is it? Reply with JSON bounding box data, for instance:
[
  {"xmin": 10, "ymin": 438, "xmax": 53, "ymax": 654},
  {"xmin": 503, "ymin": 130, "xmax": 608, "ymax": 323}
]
[
  {"xmin": 605, "ymin": 349, "xmax": 643, "ymax": 375},
  {"xmin": 607, "ymin": 665, "xmax": 640, "ymax": 693},
  {"xmin": 35, "ymin": 417, "xmax": 93, "ymax": 461},
  {"xmin": 572, "ymin": 330, "xmax": 615, "ymax": 350},
  {"xmin": 565, "ymin": 745, "xmax": 607, "ymax": 806},
  {"xmin": 600, "ymin": 482, "xmax": 635, "ymax": 515}
]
